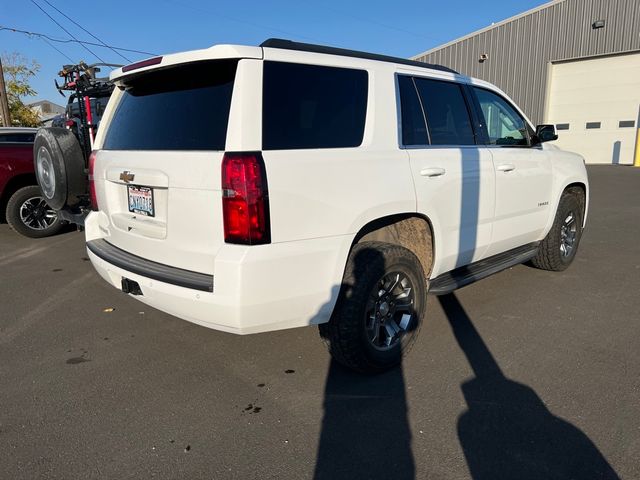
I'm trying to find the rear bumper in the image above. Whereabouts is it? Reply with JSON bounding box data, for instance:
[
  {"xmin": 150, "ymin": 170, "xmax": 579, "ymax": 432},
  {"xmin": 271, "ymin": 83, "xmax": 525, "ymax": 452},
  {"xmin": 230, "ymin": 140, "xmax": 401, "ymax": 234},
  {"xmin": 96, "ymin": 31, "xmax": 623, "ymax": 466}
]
[
  {"xmin": 85, "ymin": 215, "xmax": 354, "ymax": 335},
  {"xmin": 87, "ymin": 239, "xmax": 213, "ymax": 292}
]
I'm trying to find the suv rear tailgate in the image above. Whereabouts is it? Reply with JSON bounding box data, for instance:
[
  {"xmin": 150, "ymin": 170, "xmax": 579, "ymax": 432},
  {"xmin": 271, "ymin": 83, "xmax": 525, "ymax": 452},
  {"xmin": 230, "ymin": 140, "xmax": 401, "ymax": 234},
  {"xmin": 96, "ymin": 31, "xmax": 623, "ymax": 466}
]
[
  {"xmin": 94, "ymin": 150, "xmax": 224, "ymax": 274},
  {"xmin": 93, "ymin": 59, "xmax": 239, "ymax": 275}
]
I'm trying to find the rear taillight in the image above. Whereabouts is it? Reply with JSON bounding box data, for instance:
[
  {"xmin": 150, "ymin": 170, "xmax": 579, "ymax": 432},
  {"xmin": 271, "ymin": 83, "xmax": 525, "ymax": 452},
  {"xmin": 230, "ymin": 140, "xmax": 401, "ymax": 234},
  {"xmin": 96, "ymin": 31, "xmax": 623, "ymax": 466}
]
[
  {"xmin": 88, "ymin": 150, "xmax": 98, "ymax": 210},
  {"xmin": 221, "ymin": 152, "xmax": 270, "ymax": 245}
]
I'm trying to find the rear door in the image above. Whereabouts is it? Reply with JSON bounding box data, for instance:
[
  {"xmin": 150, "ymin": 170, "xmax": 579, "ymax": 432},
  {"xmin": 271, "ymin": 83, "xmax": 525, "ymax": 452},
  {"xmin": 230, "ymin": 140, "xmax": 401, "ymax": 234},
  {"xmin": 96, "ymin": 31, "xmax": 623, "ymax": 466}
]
[
  {"xmin": 258, "ymin": 56, "xmax": 415, "ymax": 245},
  {"xmin": 470, "ymin": 87, "xmax": 553, "ymax": 257},
  {"xmin": 400, "ymin": 75, "xmax": 495, "ymax": 276},
  {"xmin": 94, "ymin": 60, "xmax": 239, "ymax": 274}
]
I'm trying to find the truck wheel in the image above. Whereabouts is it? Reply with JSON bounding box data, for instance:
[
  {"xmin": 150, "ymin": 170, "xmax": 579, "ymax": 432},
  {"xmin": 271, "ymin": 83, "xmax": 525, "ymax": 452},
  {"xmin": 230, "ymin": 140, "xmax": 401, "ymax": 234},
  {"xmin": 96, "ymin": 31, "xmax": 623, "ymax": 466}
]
[
  {"xmin": 319, "ymin": 242, "xmax": 426, "ymax": 374},
  {"xmin": 6, "ymin": 185, "xmax": 63, "ymax": 238},
  {"xmin": 33, "ymin": 128, "xmax": 86, "ymax": 210},
  {"xmin": 531, "ymin": 191, "xmax": 584, "ymax": 271}
]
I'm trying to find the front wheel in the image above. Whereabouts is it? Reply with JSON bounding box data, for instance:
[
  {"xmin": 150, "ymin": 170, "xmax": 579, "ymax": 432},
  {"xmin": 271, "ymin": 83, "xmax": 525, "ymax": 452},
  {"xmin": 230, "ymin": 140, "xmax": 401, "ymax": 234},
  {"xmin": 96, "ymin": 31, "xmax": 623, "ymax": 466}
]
[
  {"xmin": 531, "ymin": 191, "xmax": 584, "ymax": 271},
  {"xmin": 6, "ymin": 185, "xmax": 63, "ymax": 238},
  {"xmin": 319, "ymin": 242, "xmax": 426, "ymax": 374}
]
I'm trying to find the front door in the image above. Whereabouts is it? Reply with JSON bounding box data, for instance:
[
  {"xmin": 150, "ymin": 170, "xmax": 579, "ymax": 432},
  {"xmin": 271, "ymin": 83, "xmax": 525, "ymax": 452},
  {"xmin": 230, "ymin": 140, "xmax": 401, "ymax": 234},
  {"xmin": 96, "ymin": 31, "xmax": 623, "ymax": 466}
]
[{"xmin": 471, "ymin": 87, "xmax": 553, "ymax": 257}]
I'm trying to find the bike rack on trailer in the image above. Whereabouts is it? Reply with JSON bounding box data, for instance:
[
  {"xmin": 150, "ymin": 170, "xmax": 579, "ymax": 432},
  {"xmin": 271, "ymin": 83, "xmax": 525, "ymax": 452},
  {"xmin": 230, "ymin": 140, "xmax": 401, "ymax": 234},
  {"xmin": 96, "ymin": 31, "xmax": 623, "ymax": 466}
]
[
  {"xmin": 52, "ymin": 62, "xmax": 121, "ymax": 227},
  {"xmin": 55, "ymin": 62, "xmax": 122, "ymax": 163}
]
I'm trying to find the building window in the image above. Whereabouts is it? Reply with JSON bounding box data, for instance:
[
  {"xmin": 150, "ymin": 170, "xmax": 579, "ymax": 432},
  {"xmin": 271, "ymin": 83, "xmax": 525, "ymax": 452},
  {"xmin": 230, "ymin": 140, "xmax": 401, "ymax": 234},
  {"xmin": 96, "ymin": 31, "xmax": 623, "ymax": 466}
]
[
  {"xmin": 556, "ymin": 123, "xmax": 570, "ymax": 131},
  {"xmin": 619, "ymin": 120, "xmax": 635, "ymax": 128},
  {"xmin": 586, "ymin": 122, "xmax": 601, "ymax": 129}
]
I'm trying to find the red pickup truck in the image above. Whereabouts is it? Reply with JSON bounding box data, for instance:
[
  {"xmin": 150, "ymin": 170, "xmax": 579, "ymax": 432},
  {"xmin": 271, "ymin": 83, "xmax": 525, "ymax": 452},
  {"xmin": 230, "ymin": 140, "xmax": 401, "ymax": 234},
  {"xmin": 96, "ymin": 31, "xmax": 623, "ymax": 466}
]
[{"xmin": 0, "ymin": 127, "xmax": 62, "ymax": 238}]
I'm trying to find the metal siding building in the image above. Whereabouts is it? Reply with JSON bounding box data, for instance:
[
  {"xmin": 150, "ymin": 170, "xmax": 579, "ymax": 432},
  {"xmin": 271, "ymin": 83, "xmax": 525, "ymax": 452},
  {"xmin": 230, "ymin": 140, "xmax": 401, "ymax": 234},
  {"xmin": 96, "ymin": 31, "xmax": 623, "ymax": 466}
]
[{"xmin": 412, "ymin": 0, "xmax": 640, "ymax": 164}]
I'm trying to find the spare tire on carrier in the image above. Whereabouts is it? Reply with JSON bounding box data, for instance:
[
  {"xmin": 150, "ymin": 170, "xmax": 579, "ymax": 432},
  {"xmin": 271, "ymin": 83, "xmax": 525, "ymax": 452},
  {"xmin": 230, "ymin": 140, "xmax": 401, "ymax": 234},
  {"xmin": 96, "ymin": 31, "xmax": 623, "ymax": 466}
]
[{"xmin": 33, "ymin": 127, "xmax": 87, "ymax": 211}]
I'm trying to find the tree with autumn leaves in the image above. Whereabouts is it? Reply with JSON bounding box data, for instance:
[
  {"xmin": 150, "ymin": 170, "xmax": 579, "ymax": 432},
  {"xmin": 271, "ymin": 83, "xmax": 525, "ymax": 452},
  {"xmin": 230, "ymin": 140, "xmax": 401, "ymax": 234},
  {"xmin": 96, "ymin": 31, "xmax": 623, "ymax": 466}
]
[{"xmin": 1, "ymin": 52, "xmax": 42, "ymax": 127}]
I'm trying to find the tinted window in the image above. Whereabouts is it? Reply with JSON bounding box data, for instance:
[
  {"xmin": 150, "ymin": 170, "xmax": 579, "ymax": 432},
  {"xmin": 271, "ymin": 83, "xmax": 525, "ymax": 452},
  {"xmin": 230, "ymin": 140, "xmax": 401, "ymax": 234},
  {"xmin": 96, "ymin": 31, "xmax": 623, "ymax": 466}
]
[
  {"xmin": 103, "ymin": 60, "xmax": 237, "ymax": 150},
  {"xmin": 586, "ymin": 122, "xmax": 601, "ymax": 129},
  {"xmin": 619, "ymin": 120, "xmax": 635, "ymax": 128},
  {"xmin": 473, "ymin": 88, "xmax": 529, "ymax": 146},
  {"xmin": 0, "ymin": 133, "xmax": 36, "ymax": 143},
  {"xmin": 556, "ymin": 123, "xmax": 570, "ymax": 131},
  {"xmin": 414, "ymin": 78, "xmax": 475, "ymax": 146},
  {"xmin": 263, "ymin": 62, "xmax": 368, "ymax": 150},
  {"xmin": 398, "ymin": 76, "xmax": 428, "ymax": 146}
]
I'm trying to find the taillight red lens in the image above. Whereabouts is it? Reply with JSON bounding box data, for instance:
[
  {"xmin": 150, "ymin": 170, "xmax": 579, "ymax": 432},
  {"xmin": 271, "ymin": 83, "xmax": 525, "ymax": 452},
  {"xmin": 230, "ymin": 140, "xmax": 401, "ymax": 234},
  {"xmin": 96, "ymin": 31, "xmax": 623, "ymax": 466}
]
[
  {"xmin": 221, "ymin": 152, "xmax": 270, "ymax": 245},
  {"xmin": 88, "ymin": 150, "xmax": 98, "ymax": 210}
]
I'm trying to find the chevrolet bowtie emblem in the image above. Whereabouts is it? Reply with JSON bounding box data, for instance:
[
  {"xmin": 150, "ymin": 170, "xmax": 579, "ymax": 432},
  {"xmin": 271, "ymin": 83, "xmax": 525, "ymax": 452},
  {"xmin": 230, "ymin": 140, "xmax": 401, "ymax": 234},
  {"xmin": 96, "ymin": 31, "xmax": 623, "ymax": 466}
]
[{"xmin": 119, "ymin": 171, "xmax": 135, "ymax": 183}]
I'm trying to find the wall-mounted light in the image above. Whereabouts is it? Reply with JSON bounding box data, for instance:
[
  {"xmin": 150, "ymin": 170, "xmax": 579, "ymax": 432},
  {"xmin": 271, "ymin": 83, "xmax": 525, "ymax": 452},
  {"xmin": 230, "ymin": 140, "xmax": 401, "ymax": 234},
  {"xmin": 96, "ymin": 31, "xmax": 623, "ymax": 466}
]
[
  {"xmin": 479, "ymin": 53, "xmax": 489, "ymax": 63},
  {"xmin": 592, "ymin": 19, "xmax": 605, "ymax": 29}
]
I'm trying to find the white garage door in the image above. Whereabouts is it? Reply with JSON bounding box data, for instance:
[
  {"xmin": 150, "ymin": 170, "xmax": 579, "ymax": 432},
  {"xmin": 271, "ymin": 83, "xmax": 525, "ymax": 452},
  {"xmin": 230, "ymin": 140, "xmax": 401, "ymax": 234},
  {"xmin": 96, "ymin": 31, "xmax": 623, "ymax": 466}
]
[{"xmin": 545, "ymin": 52, "xmax": 640, "ymax": 165}]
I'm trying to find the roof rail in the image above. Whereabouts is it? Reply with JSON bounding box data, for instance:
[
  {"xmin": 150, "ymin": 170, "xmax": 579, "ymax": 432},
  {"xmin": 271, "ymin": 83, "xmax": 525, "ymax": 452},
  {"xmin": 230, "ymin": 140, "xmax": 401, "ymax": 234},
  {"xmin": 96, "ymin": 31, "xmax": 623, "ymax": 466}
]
[{"xmin": 260, "ymin": 38, "xmax": 458, "ymax": 74}]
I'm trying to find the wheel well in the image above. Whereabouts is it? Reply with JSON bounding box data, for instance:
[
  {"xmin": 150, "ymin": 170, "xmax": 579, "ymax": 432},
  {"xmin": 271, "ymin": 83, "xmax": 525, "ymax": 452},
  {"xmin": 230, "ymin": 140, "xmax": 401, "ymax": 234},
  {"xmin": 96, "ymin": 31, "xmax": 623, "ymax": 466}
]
[
  {"xmin": 0, "ymin": 173, "xmax": 38, "ymax": 222},
  {"xmin": 564, "ymin": 182, "xmax": 586, "ymax": 217},
  {"xmin": 353, "ymin": 214, "xmax": 434, "ymax": 280}
]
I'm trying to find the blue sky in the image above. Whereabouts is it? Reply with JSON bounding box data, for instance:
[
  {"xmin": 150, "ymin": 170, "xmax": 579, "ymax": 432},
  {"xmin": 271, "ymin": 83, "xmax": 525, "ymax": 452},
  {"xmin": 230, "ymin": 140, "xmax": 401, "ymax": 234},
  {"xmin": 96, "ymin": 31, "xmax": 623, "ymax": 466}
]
[{"xmin": 2, "ymin": 0, "xmax": 546, "ymax": 103}]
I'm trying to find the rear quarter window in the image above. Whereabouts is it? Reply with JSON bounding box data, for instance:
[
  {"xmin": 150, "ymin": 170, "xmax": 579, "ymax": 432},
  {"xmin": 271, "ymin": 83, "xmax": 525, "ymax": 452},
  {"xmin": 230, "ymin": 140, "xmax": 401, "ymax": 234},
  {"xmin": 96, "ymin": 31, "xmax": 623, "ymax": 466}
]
[
  {"xmin": 262, "ymin": 62, "xmax": 368, "ymax": 150},
  {"xmin": 103, "ymin": 60, "xmax": 237, "ymax": 151}
]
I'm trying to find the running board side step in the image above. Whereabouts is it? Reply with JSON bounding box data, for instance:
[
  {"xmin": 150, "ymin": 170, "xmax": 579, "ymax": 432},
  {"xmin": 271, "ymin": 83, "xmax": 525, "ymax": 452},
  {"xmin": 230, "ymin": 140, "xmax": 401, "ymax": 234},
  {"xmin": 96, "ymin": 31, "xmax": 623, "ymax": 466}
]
[{"xmin": 429, "ymin": 243, "xmax": 539, "ymax": 295}]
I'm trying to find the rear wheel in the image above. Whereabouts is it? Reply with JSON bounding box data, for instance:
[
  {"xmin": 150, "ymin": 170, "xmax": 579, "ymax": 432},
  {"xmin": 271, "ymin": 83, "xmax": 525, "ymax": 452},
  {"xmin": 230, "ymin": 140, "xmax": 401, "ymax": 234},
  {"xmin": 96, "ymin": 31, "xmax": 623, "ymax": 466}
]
[
  {"xmin": 531, "ymin": 191, "xmax": 584, "ymax": 271},
  {"xmin": 319, "ymin": 242, "xmax": 426, "ymax": 373},
  {"xmin": 6, "ymin": 185, "xmax": 63, "ymax": 238}
]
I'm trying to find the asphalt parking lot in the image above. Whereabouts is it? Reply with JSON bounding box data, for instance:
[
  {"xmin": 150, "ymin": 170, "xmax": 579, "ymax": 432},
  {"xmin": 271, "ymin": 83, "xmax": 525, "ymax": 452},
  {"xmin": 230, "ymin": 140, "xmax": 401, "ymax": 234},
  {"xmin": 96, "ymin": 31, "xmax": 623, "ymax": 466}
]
[{"xmin": 1, "ymin": 165, "xmax": 639, "ymax": 479}]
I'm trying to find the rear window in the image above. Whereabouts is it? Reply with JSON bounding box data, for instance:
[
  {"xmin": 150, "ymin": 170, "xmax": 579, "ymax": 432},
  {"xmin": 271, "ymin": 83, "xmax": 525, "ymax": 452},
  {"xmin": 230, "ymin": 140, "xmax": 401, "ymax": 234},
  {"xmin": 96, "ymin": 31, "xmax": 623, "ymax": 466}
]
[
  {"xmin": 103, "ymin": 60, "xmax": 237, "ymax": 150},
  {"xmin": 0, "ymin": 133, "xmax": 35, "ymax": 143},
  {"xmin": 262, "ymin": 62, "xmax": 368, "ymax": 150}
]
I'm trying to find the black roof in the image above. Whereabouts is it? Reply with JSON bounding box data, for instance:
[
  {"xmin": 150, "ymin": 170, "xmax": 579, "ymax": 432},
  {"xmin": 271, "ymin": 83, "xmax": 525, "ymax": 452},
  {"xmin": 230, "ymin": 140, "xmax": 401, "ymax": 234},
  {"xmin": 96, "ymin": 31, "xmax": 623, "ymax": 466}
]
[{"xmin": 260, "ymin": 38, "xmax": 458, "ymax": 74}]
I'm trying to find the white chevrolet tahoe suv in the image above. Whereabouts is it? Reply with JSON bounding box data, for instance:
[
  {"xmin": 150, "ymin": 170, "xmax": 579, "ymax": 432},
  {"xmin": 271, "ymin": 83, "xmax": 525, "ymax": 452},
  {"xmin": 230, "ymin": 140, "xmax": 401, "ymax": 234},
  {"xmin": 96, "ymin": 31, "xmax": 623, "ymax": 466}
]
[{"xmin": 80, "ymin": 39, "xmax": 588, "ymax": 373}]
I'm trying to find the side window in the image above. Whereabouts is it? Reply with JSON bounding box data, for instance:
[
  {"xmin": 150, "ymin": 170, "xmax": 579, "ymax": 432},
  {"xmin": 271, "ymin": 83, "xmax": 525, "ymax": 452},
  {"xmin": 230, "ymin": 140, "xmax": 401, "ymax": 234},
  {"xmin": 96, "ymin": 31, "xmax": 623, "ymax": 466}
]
[
  {"xmin": 413, "ymin": 78, "xmax": 475, "ymax": 146},
  {"xmin": 262, "ymin": 62, "xmax": 368, "ymax": 150},
  {"xmin": 473, "ymin": 88, "xmax": 529, "ymax": 146},
  {"xmin": 397, "ymin": 76, "xmax": 428, "ymax": 146}
]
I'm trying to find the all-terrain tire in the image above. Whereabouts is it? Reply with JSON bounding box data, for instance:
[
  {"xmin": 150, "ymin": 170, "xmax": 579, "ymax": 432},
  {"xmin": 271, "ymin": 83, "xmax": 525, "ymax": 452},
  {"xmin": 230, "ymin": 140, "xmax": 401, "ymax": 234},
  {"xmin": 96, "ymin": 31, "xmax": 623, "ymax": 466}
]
[
  {"xmin": 6, "ymin": 185, "xmax": 63, "ymax": 238},
  {"xmin": 531, "ymin": 191, "xmax": 584, "ymax": 271},
  {"xmin": 319, "ymin": 242, "xmax": 427, "ymax": 374},
  {"xmin": 33, "ymin": 127, "xmax": 86, "ymax": 210}
]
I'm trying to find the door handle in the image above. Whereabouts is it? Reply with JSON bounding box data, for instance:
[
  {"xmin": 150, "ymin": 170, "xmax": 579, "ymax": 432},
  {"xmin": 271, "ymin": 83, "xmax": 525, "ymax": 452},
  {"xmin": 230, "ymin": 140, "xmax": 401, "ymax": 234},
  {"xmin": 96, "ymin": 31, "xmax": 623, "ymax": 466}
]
[
  {"xmin": 420, "ymin": 167, "xmax": 446, "ymax": 177},
  {"xmin": 497, "ymin": 163, "xmax": 516, "ymax": 172}
]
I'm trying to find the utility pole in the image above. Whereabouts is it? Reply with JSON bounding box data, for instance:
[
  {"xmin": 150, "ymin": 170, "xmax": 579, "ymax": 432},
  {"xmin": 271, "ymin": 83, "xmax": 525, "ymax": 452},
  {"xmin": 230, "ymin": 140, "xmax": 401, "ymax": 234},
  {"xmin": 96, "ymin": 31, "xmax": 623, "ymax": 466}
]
[{"xmin": 0, "ymin": 57, "xmax": 11, "ymax": 127}]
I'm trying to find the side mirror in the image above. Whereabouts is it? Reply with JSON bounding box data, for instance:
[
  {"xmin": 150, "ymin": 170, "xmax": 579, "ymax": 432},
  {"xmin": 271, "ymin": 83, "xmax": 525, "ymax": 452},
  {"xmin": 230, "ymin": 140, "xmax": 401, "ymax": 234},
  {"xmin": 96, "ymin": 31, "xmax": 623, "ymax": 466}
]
[{"xmin": 535, "ymin": 124, "xmax": 558, "ymax": 143}]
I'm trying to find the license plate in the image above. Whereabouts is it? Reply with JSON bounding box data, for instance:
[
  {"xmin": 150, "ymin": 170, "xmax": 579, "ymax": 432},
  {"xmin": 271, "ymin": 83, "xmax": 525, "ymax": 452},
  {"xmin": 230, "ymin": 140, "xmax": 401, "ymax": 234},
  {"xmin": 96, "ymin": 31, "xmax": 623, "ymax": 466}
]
[{"xmin": 127, "ymin": 185, "xmax": 154, "ymax": 217}]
